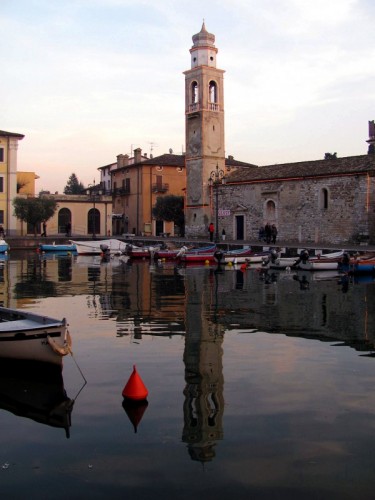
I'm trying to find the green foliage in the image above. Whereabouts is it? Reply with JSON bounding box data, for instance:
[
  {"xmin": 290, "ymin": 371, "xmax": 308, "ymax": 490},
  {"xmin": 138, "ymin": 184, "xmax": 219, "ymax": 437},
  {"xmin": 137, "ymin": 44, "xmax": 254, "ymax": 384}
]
[
  {"xmin": 12, "ymin": 197, "xmax": 57, "ymax": 235},
  {"xmin": 152, "ymin": 195, "xmax": 184, "ymax": 230},
  {"xmin": 64, "ymin": 173, "xmax": 85, "ymax": 194}
]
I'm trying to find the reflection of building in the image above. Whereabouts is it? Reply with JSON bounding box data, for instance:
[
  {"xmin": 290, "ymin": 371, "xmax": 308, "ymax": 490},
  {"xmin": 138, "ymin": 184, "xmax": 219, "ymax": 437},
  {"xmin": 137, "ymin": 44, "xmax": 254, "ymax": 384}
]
[
  {"xmin": 182, "ymin": 270, "xmax": 224, "ymax": 462},
  {"xmin": 0, "ymin": 130, "xmax": 24, "ymax": 235}
]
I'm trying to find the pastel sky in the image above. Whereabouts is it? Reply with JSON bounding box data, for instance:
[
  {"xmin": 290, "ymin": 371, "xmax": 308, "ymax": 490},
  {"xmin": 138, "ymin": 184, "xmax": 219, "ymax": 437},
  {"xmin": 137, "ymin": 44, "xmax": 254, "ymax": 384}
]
[{"xmin": 2, "ymin": 0, "xmax": 374, "ymax": 193}]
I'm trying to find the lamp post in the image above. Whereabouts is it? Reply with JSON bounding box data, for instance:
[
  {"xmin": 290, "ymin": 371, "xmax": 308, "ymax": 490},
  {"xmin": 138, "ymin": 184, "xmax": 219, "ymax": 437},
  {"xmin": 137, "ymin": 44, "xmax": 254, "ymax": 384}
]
[{"xmin": 208, "ymin": 164, "xmax": 225, "ymax": 242}]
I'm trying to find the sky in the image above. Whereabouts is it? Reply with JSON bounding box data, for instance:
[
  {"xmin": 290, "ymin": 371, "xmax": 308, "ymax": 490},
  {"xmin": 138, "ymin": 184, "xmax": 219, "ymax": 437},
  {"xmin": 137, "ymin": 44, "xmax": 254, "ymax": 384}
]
[{"xmin": 2, "ymin": 0, "xmax": 374, "ymax": 193}]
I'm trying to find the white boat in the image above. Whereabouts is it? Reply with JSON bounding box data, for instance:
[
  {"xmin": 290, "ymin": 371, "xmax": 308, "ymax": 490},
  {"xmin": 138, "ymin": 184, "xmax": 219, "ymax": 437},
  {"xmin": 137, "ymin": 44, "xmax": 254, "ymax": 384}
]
[
  {"xmin": 269, "ymin": 250, "xmax": 345, "ymax": 270},
  {"xmin": 0, "ymin": 307, "xmax": 71, "ymax": 365},
  {"xmin": 70, "ymin": 239, "xmax": 128, "ymax": 255}
]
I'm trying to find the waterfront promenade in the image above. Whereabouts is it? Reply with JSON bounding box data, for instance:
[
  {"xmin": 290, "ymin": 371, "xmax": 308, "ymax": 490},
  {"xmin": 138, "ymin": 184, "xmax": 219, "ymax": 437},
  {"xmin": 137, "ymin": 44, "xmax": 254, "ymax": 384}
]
[{"xmin": 5, "ymin": 234, "xmax": 375, "ymax": 254}]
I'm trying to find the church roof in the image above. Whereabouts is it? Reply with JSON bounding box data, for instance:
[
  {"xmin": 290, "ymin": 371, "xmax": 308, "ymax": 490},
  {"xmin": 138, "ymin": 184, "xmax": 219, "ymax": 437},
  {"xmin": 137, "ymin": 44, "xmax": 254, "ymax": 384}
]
[{"xmin": 225, "ymin": 154, "xmax": 375, "ymax": 183}]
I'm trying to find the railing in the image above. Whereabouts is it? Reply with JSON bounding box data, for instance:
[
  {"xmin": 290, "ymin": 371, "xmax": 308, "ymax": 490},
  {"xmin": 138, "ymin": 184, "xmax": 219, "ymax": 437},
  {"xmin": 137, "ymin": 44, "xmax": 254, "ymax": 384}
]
[
  {"xmin": 187, "ymin": 102, "xmax": 220, "ymax": 113},
  {"xmin": 112, "ymin": 187, "xmax": 130, "ymax": 196},
  {"xmin": 152, "ymin": 183, "xmax": 169, "ymax": 193}
]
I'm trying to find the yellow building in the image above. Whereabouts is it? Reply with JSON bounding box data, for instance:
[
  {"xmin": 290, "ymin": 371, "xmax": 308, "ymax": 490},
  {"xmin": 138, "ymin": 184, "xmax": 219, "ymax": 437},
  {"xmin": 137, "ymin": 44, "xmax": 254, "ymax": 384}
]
[
  {"xmin": 107, "ymin": 148, "xmax": 186, "ymax": 236},
  {"xmin": 0, "ymin": 130, "xmax": 24, "ymax": 235},
  {"xmin": 39, "ymin": 193, "xmax": 113, "ymax": 237}
]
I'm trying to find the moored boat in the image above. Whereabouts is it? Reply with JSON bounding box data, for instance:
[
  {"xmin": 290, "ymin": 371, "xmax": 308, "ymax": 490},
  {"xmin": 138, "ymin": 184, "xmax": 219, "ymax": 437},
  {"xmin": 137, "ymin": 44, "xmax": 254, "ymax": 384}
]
[
  {"xmin": 125, "ymin": 243, "xmax": 161, "ymax": 259},
  {"xmin": 70, "ymin": 239, "xmax": 127, "ymax": 255},
  {"xmin": 343, "ymin": 258, "xmax": 375, "ymax": 275},
  {"xmin": 38, "ymin": 242, "xmax": 77, "ymax": 253},
  {"xmin": 0, "ymin": 239, "xmax": 9, "ymax": 253},
  {"xmin": 178, "ymin": 244, "xmax": 217, "ymax": 264},
  {"xmin": 222, "ymin": 247, "xmax": 271, "ymax": 264},
  {"xmin": 269, "ymin": 249, "xmax": 345, "ymax": 270},
  {"xmin": 0, "ymin": 307, "xmax": 72, "ymax": 365}
]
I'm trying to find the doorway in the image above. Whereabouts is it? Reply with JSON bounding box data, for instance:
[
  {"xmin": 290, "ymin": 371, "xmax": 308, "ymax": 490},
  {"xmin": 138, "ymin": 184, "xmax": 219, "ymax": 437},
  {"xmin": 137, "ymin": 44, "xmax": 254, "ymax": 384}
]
[{"xmin": 235, "ymin": 215, "xmax": 244, "ymax": 240}]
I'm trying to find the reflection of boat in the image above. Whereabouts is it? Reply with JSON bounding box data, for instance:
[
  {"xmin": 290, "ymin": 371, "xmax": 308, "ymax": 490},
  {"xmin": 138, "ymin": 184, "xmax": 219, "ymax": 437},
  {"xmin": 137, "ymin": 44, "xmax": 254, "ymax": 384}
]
[
  {"xmin": 38, "ymin": 243, "xmax": 77, "ymax": 253},
  {"xmin": 0, "ymin": 239, "xmax": 9, "ymax": 253},
  {"xmin": 70, "ymin": 239, "xmax": 127, "ymax": 255},
  {"xmin": 298, "ymin": 259, "xmax": 341, "ymax": 271},
  {"xmin": 0, "ymin": 359, "xmax": 74, "ymax": 438},
  {"xmin": 0, "ymin": 307, "xmax": 71, "ymax": 365}
]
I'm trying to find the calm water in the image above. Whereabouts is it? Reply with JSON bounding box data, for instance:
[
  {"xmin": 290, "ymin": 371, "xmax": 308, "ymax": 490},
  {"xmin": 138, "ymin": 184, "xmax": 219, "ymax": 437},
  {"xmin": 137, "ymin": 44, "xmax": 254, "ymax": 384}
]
[{"xmin": 1, "ymin": 251, "xmax": 375, "ymax": 499}]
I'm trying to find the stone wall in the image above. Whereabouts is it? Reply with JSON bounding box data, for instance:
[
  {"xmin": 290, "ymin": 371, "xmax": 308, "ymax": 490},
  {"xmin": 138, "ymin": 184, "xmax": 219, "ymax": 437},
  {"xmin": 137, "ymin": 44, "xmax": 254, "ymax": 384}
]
[{"xmin": 219, "ymin": 174, "xmax": 373, "ymax": 244}]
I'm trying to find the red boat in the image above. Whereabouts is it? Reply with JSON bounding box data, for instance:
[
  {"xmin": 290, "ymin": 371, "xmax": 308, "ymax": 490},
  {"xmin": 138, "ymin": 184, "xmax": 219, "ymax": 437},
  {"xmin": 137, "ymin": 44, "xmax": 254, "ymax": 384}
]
[{"xmin": 179, "ymin": 244, "xmax": 217, "ymax": 264}]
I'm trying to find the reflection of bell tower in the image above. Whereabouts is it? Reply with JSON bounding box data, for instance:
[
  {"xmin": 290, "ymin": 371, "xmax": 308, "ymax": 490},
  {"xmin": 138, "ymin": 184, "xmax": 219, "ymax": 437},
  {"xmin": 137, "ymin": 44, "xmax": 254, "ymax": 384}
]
[
  {"xmin": 184, "ymin": 23, "xmax": 225, "ymax": 238},
  {"xmin": 182, "ymin": 270, "xmax": 224, "ymax": 462}
]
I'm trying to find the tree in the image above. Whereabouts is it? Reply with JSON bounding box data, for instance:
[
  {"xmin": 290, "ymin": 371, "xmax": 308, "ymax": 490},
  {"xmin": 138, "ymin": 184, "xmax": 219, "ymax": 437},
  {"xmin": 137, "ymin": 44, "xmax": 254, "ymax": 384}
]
[
  {"xmin": 13, "ymin": 197, "xmax": 57, "ymax": 236},
  {"xmin": 324, "ymin": 152, "xmax": 337, "ymax": 160},
  {"xmin": 64, "ymin": 173, "xmax": 85, "ymax": 194},
  {"xmin": 152, "ymin": 195, "xmax": 185, "ymax": 236}
]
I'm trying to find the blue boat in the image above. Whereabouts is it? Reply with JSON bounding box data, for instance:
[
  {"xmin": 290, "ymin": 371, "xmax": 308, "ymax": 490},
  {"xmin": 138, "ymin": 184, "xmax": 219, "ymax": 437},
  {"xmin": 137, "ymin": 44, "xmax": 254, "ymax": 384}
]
[
  {"xmin": 38, "ymin": 243, "xmax": 77, "ymax": 253},
  {"xmin": 0, "ymin": 239, "xmax": 9, "ymax": 253}
]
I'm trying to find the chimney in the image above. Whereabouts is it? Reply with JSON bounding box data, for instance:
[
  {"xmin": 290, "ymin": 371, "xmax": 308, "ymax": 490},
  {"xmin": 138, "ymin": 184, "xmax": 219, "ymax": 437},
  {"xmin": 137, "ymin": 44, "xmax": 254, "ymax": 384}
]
[
  {"xmin": 367, "ymin": 120, "xmax": 375, "ymax": 155},
  {"xmin": 117, "ymin": 154, "xmax": 129, "ymax": 168},
  {"xmin": 134, "ymin": 148, "xmax": 142, "ymax": 163}
]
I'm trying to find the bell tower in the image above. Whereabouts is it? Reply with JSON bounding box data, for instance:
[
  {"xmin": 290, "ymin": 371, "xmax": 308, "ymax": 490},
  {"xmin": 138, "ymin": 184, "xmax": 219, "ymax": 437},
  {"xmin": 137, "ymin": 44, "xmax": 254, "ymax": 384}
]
[{"xmin": 184, "ymin": 23, "xmax": 225, "ymax": 238}]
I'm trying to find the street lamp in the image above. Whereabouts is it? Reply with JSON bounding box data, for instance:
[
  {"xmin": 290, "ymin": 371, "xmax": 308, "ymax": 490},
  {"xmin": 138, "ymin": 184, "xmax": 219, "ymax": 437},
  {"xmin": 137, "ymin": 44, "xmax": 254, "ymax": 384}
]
[{"xmin": 208, "ymin": 164, "xmax": 226, "ymax": 242}]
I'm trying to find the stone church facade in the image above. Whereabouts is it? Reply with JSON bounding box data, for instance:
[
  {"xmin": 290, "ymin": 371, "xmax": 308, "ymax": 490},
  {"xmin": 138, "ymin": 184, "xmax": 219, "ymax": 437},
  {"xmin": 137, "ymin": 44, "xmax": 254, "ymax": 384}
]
[
  {"xmin": 184, "ymin": 25, "xmax": 375, "ymax": 245},
  {"xmin": 220, "ymin": 152, "xmax": 375, "ymax": 245}
]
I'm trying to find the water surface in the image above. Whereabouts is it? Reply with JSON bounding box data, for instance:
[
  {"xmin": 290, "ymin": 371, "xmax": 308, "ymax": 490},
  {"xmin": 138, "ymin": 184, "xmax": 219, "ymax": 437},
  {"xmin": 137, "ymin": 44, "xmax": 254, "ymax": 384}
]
[{"xmin": 1, "ymin": 253, "xmax": 375, "ymax": 499}]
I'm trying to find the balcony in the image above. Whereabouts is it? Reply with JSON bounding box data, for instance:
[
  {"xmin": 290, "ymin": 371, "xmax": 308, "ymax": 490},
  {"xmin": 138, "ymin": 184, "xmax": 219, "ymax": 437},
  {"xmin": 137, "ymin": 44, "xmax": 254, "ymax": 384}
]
[
  {"xmin": 152, "ymin": 183, "xmax": 169, "ymax": 193},
  {"xmin": 113, "ymin": 187, "xmax": 130, "ymax": 196}
]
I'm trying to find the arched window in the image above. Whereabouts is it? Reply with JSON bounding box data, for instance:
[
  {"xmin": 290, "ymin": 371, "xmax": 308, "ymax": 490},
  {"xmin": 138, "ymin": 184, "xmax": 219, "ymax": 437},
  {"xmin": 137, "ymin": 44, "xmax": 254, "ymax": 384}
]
[
  {"xmin": 265, "ymin": 200, "xmax": 276, "ymax": 222},
  {"xmin": 320, "ymin": 188, "xmax": 329, "ymax": 209},
  {"xmin": 209, "ymin": 81, "xmax": 217, "ymax": 103},
  {"xmin": 88, "ymin": 208, "xmax": 100, "ymax": 236},
  {"xmin": 58, "ymin": 208, "xmax": 72, "ymax": 234},
  {"xmin": 191, "ymin": 81, "xmax": 198, "ymax": 104}
]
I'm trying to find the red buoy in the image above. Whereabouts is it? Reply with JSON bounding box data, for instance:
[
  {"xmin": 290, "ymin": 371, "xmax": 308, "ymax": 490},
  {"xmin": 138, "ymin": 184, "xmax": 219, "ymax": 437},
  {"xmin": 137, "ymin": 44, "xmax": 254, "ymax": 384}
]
[{"xmin": 122, "ymin": 365, "xmax": 148, "ymax": 401}]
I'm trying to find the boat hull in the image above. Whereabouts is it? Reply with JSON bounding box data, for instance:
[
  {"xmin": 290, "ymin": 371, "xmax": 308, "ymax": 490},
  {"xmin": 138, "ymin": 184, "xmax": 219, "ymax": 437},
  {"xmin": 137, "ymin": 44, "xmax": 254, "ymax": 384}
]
[
  {"xmin": 0, "ymin": 307, "xmax": 70, "ymax": 365},
  {"xmin": 70, "ymin": 239, "xmax": 127, "ymax": 255},
  {"xmin": 38, "ymin": 244, "xmax": 77, "ymax": 252}
]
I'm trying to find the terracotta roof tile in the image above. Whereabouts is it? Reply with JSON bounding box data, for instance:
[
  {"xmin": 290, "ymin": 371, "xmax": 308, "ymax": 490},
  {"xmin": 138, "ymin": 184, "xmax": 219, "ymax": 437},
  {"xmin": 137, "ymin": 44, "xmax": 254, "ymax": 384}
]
[{"xmin": 226, "ymin": 154, "xmax": 375, "ymax": 183}]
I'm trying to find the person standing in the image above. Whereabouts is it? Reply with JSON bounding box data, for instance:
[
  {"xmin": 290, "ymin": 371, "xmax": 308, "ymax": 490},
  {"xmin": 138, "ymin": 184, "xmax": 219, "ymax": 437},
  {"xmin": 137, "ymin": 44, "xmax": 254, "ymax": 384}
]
[
  {"xmin": 265, "ymin": 223, "xmax": 271, "ymax": 244},
  {"xmin": 222, "ymin": 228, "xmax": 226, "ymax": 241},
  {"xmin": 271, "ymin": 225, "xmax": 278, "ymax": 244},
  {"xmin": 208, "ymin": 222, "xmax": 214, "ymax": 242}
]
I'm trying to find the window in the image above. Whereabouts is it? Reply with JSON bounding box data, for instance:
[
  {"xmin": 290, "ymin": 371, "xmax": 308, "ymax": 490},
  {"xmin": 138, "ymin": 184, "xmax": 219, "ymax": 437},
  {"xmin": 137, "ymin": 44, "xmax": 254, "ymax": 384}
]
[
  {"xmin": 0, "ymin": 177, "xmax": 4, "ymax": 193},
  {"xmin": 0, "ymin": 148, "xmax": 3, "ymax": 162},
  {"xmin": 125, "ymin": 178, "xmax": 130, "ymax": 193},
  {"xmin": 0, "ymin": 210, "xmax": 3, "ymax": 224},
  {"xmin": 209, "ymin": 81, "xmax": 217, "ymax": 103},
  {"xmin": 265, "ymin": 200, "xmax": 276, "ymax": 221},
  {"xmin": 191, "ymin": 81, "xmax": 198, "ymax": 104},
  {"xmin": 320, "ymin": 188, "xmax": 329, "ymax": 209}
]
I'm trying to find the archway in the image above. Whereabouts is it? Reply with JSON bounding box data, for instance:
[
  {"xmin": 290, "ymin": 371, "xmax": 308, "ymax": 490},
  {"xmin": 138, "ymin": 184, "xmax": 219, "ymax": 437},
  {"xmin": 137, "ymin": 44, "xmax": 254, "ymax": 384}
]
[
  {"xmin": 58, "ymin": 208, "xmax": 72, "ymax": 234},
  {"xmin": 88, "ymin": 208, "xmax": 100, "ymax": 237}
]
